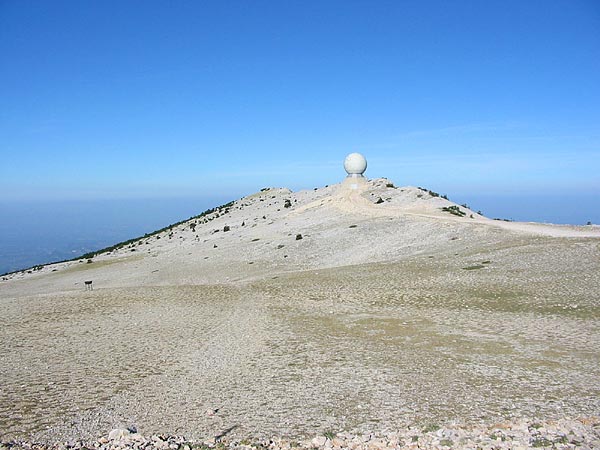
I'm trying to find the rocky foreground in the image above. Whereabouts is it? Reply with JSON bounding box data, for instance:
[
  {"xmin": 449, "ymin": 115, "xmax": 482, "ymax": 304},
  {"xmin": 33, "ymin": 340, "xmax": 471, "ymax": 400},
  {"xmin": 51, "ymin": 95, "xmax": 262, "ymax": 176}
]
[{"xmin": 2, "ymin": 418, "xmax": 600, "ymax": 450}]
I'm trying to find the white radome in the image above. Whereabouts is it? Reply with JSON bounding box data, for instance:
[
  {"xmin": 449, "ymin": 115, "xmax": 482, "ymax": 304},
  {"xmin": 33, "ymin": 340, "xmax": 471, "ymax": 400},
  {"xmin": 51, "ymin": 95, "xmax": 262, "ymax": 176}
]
[{"xmin": 344, "ymin": 152, "xmax": 367, "ymax": 176}]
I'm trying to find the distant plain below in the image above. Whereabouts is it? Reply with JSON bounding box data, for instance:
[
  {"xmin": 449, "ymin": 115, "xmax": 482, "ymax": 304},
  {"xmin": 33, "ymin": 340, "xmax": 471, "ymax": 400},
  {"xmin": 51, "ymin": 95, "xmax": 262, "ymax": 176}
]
[{"xmin": 0, "ymin": 196, "xmax": 230, "ymax": 275}]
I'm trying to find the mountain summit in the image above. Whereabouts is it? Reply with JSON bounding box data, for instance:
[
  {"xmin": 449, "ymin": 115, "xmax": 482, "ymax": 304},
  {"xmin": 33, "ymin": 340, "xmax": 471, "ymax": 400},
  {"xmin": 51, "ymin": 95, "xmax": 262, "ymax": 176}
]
[{"xmin": 3, "ymin": 178, "xmax": 597, "ymax": 290}]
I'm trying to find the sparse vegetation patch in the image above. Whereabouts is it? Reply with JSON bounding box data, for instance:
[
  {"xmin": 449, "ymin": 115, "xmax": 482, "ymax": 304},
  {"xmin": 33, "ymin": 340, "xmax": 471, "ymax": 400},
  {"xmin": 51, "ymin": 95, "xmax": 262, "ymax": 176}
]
[
  {"xmin": 418, "ymin": 187, "xmax": 448, "ymax": 199},
  {"xmin": 463, "ymin": 264, "xmax": 486, "ymax": 270},
  {"xmin": 531, "ymin": 437, "xmax": 552, "ymax": 447},
  {"xmin": 422, "ymin": 424, "xmax": 440, "ymax": 433},
  {"xmin": 442, "ymin": 205, "xmax": 466, "ymax": 217}
]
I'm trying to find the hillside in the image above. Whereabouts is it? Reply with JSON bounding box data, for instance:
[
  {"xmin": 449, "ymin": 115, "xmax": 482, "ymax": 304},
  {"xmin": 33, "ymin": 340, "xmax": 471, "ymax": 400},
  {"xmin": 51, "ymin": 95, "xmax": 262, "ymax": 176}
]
[
  {"xmin": 1, "ymin": 178, "xmax": 599, "ymax": 447},
  {"xmin": 2, "ymin": 177, "xmax": 598, "ymax": 291}
]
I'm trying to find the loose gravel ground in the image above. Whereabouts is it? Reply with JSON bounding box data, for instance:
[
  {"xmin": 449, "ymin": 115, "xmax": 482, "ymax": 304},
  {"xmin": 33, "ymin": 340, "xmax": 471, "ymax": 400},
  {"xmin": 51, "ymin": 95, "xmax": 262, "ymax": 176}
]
[{"xmin": 1, "ymin": 181, "xmax": 599, "ymax": 448}]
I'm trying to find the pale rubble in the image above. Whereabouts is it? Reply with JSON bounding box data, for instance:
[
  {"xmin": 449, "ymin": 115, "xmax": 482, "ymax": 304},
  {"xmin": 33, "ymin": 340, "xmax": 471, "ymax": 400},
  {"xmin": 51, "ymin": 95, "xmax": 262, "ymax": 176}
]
[{"xmin": 2, "ymin": 418, "xmax": 600, "ymax": 449}]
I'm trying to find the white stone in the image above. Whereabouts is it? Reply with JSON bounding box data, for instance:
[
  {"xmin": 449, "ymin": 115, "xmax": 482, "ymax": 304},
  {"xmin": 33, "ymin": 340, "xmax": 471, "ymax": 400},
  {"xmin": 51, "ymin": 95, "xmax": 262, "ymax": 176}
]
[
  {"xmin": 312, "ymin": 436, "xmax": 327, "ymax": 447},
  {"xmin": 108, "ymin": 428, "xmax": 130, "ymax": 440}
]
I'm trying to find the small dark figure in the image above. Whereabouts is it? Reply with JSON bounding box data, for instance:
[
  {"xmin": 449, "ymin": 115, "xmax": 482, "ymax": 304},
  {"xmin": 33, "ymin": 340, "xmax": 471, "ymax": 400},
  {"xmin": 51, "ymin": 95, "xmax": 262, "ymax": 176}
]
[{"xmin": 84, "ymin": 280, "xmax": 93, "ymax": 291}]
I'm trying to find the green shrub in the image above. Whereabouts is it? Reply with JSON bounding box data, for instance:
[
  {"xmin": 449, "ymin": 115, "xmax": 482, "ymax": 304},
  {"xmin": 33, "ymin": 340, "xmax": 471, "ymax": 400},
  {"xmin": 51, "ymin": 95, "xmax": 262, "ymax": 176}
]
[
  {"xmin": 441, "ymin": 205, "xmax": 466, "ymax": 217},
  {"xmin": 423, "ymin": 424, "xmax": 440, "ymax": 433}
]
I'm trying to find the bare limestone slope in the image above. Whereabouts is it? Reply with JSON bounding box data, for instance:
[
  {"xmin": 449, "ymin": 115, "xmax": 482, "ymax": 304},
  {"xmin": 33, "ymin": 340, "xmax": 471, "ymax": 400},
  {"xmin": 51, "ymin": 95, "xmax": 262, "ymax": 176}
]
[
  {"xmin": 3, "ymin": 178, "xmax": 597, "ymax": 292},
  {"xmin": 1, "ymin": 178, "xmax": 599, "ymax": 447}
]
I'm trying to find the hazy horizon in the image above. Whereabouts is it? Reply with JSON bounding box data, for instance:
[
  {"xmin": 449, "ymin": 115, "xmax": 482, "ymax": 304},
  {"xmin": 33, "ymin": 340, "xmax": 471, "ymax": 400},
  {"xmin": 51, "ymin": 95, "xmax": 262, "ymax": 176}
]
[{"xmin": 0, "ymin": 195, "xmax": 230, "ymax": 275}]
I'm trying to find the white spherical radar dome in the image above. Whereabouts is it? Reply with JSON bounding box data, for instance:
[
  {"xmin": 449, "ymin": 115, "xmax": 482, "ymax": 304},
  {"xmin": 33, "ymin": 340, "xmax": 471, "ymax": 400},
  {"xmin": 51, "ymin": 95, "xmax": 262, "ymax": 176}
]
[{"xmin": 344, "ymin": 152, "xmax": 367, "ymax": 176}]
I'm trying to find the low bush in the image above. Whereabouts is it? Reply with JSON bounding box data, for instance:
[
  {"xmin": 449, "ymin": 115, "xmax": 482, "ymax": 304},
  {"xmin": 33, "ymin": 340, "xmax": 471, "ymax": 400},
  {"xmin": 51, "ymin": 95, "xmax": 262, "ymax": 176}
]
[{"xmin": 441, "ymin": 205, "xmax": 466, "ymax": 217}]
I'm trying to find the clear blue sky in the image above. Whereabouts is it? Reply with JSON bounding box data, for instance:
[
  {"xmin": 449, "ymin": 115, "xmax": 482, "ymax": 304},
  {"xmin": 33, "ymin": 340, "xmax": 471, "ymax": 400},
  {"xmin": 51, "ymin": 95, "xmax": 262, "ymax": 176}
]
[{"xmin": 1, "ymin": 0, "xmax": 599, "ymax": 201}]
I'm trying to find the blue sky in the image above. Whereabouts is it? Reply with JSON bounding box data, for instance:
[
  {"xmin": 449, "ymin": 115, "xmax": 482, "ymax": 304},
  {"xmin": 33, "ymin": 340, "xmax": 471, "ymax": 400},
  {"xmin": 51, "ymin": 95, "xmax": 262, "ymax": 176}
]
[{"xmin": 1, "ymin": 0, "xmax": 599, "ymax": 202}]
